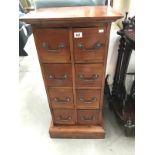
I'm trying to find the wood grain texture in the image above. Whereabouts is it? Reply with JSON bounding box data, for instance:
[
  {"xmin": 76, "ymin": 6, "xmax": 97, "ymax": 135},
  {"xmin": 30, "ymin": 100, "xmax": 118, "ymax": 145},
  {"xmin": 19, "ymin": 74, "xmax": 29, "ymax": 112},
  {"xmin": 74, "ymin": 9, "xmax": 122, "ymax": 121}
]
[
  {"xmin": 20, "ymin": 6, "xmax": 123, "ymax": 138},
  {"xmin": 98, "ymin": 23, "xmax": 112, "ymax": 126},
  {"xmin": 20, "ymin": 6, "xmax": 123, "ymax": 24},
  {"xmin": 33, "ymin": 28, "xmax": 71, "ymax": 63},
  {"xmin": 77, "ymin": 110, "xmax": 100, "ymax": 125},
  {"xmin": 76, "ymin": 89, "xmax": 100, "ymax": 109},
  {"xmin": 75, "ymin": 64, "xmax": 104, "ymax": 87},
  {"xmin": 52, "ymin": 109, "xmax": 76, "ymax": 125},
  {"xmin": 42, "ymin": 64, "xmax": 73, "ymax": 87},
  {"xmin": 73, "ymin": 27, "xmax": 106, "ymax": 62},
  {"xmin": 49, "ymin": 124, "xmax": 105, "ymax": 138},
  {"xmin": 48, "ymin": 88, "xmax": 74, "ymax": 109},
  {"xmin": 69, "ymin": 28, "xmax": 78, "ymax": 124}
]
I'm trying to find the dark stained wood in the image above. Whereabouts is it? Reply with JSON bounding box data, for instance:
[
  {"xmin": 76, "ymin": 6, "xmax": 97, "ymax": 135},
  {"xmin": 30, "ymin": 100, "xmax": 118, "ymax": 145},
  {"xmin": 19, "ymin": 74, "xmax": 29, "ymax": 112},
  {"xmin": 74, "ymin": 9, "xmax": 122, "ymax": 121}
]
[
  {"xmin": 77, "ymin": 110, "xmax": 100, "ymax": 125},
  {"xmin": 48, "ymin": 88, "xmax": 74, "ymax": 109},
  {"xmin": 49, "ymin": 124, "xmax": 105, "ymax": 138},
  {"xmin": 53, "ymin": 109, "xmax": 76, "ymax": 125},
  {"xmin": 125, "ymin": 30, "xmax": 135, "ymax": 42},
  {"xmin": 105, "ymin": 0, "xmax": 114, "ymax": 7},
  {"xmin": 105, "ymin": 16, "xmax": 135, "ymax": 135},
  {"xmin": 73, "ymin": 27, "xmax": 106, "ymax": 62},
  {"xmin": 20, "ymin": 6, "xmax": 123, "ymax": 138},
  {"xmin": 76, "ymin": 89, "xmax": 100, "ymax": 109},
  {"xmin": 75, "ymin": 64, "xmax": 104, "ymax": 87},
  {"xmin": 33, "ymin": 28, "xmax": 71, "ymax": 63},
  {"xmin": 42, "ymin": 64, "xmax": 72, "ymax": 87}
]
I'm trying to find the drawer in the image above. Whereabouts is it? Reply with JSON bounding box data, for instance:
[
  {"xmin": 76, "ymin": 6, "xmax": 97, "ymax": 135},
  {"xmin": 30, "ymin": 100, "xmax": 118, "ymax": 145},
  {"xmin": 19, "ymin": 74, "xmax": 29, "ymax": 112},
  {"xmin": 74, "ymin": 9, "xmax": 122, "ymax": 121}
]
[
  {"xmin": 73, "ymin": 27, "xmax": 106, "ymax": 62},
  {"xmin": 76, "ymin": 89, "xmax": 100, "ymax": 109},
  {"xmin": 48, "ymin": 88, "xmax": 74, "ymax": 109},
  {"xmin": 75, "ymin": 64, "xmax": 104, "ymax": 87},
  {"xmin": 77, "ymin": 110, "xmax": 99, "ymax": 125},
  {"xmin": 53, "ymin": 110, "xmax": 76, "ymax": 125},
  {"xmin": 43, "ymin": 64, "xmax": 72, "ymax": 87},
  {"xmin": 34, "ymin": 28, "xmax": 70, "ymax": 63}
]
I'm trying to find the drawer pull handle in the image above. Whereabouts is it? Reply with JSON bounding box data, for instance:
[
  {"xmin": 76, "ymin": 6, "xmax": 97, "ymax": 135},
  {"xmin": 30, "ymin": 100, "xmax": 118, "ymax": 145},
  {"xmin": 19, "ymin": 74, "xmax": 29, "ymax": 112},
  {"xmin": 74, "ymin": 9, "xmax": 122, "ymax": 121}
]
[
  {"xmin": 79, "ymin": 97, "xmax": 97, "ymax": 104},
  {"xmin": 78, "ymin": 42, "xmax": 104, "ymax": 52},
  {"xmin": 59, "ymin": 115, "xmax": 72, "ymax": 121},
  {"xmin": 53, "ymin": 97, "xmax": 70, "ymax": 103},
  {"xmin": 79, "ymin": 74, "xmax": 99, "ymax": 81},
  {"xmin": 81, "ymin": 115, "xmax": 95, "ymax": 121},
  {"xmin": 49, "ymin": 74, "xmax": 68, "ymax": 80},
  {"xmin": 42, "ymin": 42, "xmax": 66, "ymax": 52}
]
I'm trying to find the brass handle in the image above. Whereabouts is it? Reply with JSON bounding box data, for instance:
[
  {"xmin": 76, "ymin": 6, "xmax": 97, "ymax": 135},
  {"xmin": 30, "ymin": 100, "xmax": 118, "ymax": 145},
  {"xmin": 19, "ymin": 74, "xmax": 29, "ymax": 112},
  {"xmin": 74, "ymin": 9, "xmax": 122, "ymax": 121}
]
[
  {"xmin": 81, "ymin": 115, "xmax": 95, "ymax": 121},
  {"xmin": 49, "ymin": 74, "xmax": 68, "ymax": 80},
  {"xmin": 79, "ymin": 97, "xmax": 97, "ymax": 104},
  {"xmin": 53, "ymin": 97, "xmax": 70, "ymax": 103},
  {"xmin": 79, "ymin": 74, "xmax": 99, "ymax": 81},
  {"xmin": 78, "ymin": 42, "xmax": 104, "ymax": 52},
  {"xmin": 42, "ymin": 42, "xmax": 66, "ymax": 52},
  {"xmin": 59, "ymin": 115, "xmax": 72, "ymax": 121}
]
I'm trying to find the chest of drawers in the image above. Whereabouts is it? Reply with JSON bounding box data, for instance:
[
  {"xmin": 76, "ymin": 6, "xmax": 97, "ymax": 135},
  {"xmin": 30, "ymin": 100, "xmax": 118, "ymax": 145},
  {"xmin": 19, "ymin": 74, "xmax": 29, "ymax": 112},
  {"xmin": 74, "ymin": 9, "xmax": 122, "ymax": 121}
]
[{"xmin": 20, "ymin": 6, "xmax": 122, "ymax": 138}]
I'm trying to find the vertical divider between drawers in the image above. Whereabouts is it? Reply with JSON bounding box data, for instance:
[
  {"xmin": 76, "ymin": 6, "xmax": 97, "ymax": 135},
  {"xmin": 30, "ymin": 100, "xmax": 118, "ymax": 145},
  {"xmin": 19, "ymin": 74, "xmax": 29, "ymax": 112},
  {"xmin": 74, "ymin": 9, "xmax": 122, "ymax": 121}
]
[{"xmin": 69, "ymin": 27, "xmax": 77, "ymax": 124}]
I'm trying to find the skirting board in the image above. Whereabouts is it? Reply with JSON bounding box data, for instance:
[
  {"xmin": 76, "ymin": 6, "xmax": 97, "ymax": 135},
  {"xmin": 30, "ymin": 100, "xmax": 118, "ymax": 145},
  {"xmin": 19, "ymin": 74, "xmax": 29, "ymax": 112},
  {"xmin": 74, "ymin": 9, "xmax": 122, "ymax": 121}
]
[{"xmin": 49, "ymin": 123, "xmax": 105, "ymax": 138}]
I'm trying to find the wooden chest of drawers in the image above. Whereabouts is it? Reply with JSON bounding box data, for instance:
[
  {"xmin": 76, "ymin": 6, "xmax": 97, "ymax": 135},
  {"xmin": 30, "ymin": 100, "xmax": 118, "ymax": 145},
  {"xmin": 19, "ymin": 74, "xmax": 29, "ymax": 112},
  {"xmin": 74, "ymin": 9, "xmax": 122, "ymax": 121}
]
[{"xmin": 20, "ymin": 6, "xmax": 122, "ymax": 138}]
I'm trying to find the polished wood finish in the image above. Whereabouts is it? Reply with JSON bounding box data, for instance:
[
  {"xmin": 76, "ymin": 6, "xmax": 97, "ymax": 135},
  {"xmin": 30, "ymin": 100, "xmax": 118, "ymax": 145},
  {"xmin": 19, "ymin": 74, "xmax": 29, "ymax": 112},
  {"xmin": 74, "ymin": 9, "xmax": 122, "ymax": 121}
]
[
  {"xmin": 77, "ymin": 110, "xmax": 99, "ymax": 125},
  {"xmin": 34, "ymin": 28, "xmax": 71, "ymax": 63},
  {"xmin": 20, "ymin": 6, "xmax": 122, "ymax": 138},
  {"xmin": 49, "ymin": 124, "xmax": 105, "ymax": 138},
  {"xmin": 75, "ymin": 64, "xmax": 104, "ymax": 87},
  {"xmin": 48, "ymin": 88, "xmax": 74, "ymax": 109},
  {"xmin": 53, "ymin": 109, "xmax": 76, "ymax": 125},
  {"xmin": 73, "ymin": 27, "xmax": 106, "ymax": 62},
  {"xmin": 76, "ymin": 89, "xmax": 100, "ymax": 109},
  {"xmin": 42, "ymin": 64, "xmax": 72, "ymax": 87},
  {"xmin": 20, "ymin": 6, "xmax": 123, "ymax": 24}
]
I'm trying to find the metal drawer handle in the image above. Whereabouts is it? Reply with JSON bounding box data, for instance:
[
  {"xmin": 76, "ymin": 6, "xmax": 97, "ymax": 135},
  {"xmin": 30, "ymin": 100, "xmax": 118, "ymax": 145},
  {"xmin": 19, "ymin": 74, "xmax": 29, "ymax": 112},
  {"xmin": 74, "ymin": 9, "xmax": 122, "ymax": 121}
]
[
  {"xmin": 78, "ymin": 42, "xmax": 104, "ymax": 52},
  {"xmin": 79, "ymin": 74, "xmax": 99, "ymax": 81},
  {"xmin": 79, "ymin": 97, "xmax": 97, "ymax": 104},
  {"xmin": 42, "ymin": 42, "xmax": 66, "ymax": 52},
  {"xmin": 49, "ymin": 74, "xmax": 68, "ymax": 80},
  {"xmin": 81, "ymin": 115, "xmax": 95, "ymax": 121},
  {"xmin": 59, "ymin": 115, "xmax": 72, "ymax": 121},
  {"xmin": 53, "ymin": 97, "xmax": 70, "ymax": 103}
]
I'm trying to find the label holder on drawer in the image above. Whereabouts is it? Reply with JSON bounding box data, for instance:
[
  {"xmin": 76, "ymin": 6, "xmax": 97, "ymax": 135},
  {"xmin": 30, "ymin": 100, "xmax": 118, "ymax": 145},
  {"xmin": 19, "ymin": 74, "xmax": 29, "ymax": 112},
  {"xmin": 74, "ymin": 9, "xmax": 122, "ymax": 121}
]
[{"xmin": 74, "ymin": 32, "xmax": 83, "ymax": 38}]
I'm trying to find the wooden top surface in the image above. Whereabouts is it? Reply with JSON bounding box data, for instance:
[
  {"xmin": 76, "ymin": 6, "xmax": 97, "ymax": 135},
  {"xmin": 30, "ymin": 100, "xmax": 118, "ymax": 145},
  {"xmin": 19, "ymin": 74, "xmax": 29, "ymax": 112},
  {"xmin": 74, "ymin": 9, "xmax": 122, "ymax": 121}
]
[{"xmin": 20, "ymin": 6, "xmax": 123, "ymax": 24}]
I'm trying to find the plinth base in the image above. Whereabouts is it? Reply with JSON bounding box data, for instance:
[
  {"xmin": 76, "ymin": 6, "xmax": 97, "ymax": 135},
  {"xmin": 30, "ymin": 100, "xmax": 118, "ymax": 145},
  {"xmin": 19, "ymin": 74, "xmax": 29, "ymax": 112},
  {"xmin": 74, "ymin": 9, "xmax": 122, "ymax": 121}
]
[{"xmin": 49, "ymin": 123, "xmax": 105, "ymax": 138}]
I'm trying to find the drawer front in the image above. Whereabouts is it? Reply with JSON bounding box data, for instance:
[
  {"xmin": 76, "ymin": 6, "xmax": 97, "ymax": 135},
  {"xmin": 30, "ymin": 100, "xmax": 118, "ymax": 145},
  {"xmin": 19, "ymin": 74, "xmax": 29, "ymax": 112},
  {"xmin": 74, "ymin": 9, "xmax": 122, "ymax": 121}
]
[
  {"xmin": 76, "ymin": 89, "xmax": 100, "ymax": 109},
  {"xmin": 53, "ymin": 110, "xmax": 76, "ymax": 125},
  {"xmin": 75, "ymin": 64, "xmax": 104, "ymax": 87},
  {"xmin": 34, "ymin": 28, "xmax": 70, "ymax": 63},
  {"xmin": 77, "ymin": 110, "xmax": 99, "ymax": 125},
  {"xmin": 73, "ymin": 27, "xmax": 106, "ymax": 62},
  {"xmin": 48, "ymin": 88, "xmax": 74, "ymax": 109},
  {"xmin": 43, "ymin": 64, "xmax": 72, "ymax": 87}
]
